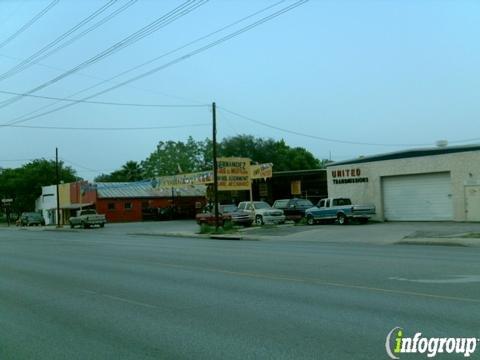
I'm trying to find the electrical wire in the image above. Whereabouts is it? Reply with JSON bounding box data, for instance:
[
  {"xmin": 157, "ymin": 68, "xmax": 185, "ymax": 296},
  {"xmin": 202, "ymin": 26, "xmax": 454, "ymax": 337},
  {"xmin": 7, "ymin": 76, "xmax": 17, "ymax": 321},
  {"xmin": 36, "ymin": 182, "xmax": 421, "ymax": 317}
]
[
  {"xmin": 0, "ymin": 0, "xmax": 138, "ymax": 81},
  {"xmin": 5, "ymin": 123, "xmax": 209, "ymax": 131},
  {"xmin": 0, "ymin": 0, "xmax": 117, "ymax": 83},
  {"xmin": 0, "ymin": 0, "xmax": 208, "ymax": 109},
  {"xmin": 218, "ymin": 106, "xmax": 437, "ymax": 147},
  {"xmin": 0, "ymin": 0, "xmax": 59, "ymax": 50},
  {"xmin": 1, "ymin": 0, "xmax": 308, "ymax": 128},
  {"xmin": 0, "ymin": 0, "xmax": 290, "ymax": 125},
  {"xmin": 0, "ymin": 90, "xmax": 208, "ymax": 107}
]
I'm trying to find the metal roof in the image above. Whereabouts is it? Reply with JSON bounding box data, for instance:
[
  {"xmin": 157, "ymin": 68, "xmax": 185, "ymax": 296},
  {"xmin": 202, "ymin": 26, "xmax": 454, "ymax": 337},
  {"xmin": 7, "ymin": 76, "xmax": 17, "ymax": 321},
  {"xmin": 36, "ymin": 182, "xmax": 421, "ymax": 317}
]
[
  {"xmin": 328, "ymin": 144, "xmax": 480, "ymax": 167},
  {"xmin": 96, "ymin": 182, "xmax": 206, "ymax": 199}
]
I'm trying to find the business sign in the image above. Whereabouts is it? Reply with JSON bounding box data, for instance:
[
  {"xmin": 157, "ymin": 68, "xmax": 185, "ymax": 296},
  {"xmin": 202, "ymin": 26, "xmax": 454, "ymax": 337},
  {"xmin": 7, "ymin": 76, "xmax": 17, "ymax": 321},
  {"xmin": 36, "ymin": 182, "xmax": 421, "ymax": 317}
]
[
  {"xmin": 217, "ymin": 157, "xmax": 251, "ymax": 191},
  {"xmin": 251, "ymin": 163, "xmax": 273, "ymax": 180},
  {"xmin": 291, "ymin": 180, "xmax": 301, "ymax": 195},
  {"xmin": 331, "ymin": 168, "xmax": 369, "ymax": 184},
  {"xmin": 153, "ymin": 158, "xmax": 273, "ymax": 191}
]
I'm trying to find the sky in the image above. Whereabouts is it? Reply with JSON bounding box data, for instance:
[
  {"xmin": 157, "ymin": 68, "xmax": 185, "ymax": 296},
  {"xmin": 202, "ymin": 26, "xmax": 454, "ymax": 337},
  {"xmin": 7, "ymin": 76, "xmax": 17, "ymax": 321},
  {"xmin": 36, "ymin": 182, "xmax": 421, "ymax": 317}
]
[{"xmin": 0, "ymin": 0, "xmax": 479, "ymax": 180}]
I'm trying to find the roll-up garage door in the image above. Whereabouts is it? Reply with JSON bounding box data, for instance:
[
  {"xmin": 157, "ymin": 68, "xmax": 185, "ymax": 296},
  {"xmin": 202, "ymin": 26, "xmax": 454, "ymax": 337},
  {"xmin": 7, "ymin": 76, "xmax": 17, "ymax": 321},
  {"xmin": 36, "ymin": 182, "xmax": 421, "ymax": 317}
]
[{"xmin": 382, "ymin": 172, "xmax": 453, "ymax": 221}]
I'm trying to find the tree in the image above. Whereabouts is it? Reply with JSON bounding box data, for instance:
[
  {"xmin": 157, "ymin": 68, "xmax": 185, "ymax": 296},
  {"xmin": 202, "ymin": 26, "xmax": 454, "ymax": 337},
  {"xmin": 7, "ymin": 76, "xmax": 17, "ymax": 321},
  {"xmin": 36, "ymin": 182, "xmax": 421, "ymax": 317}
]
[
  {"xmin": 0, "ymin": 159, "xmax": 77, "ymax": 213},
  {"xmin": 94, "ymin": 161, "xmax": 144, "ymax": 182},
  {"xmin": 142, "ymin": 136, "xmax": 211, "ymax": 177},
  {"xmin": 219, "ymin": 135, "xmax": 321, "ymax": 171}
]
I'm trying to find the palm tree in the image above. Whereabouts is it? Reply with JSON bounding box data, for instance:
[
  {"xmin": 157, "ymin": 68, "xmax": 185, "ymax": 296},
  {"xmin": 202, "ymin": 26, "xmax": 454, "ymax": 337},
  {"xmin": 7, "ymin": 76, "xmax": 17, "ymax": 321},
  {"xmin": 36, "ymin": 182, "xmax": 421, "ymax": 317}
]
[{"xmin": 121, "ymin": 161, "xmax": 144, "ymax": 181}]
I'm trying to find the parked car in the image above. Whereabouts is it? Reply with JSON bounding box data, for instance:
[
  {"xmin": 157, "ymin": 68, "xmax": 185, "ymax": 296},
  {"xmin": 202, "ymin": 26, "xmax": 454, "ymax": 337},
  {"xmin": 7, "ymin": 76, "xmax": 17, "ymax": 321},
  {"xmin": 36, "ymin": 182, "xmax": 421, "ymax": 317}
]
[
  {"xmin": 273, "ymin": 198, "xmax": 314, "ymax": 222},
  {"xmin": 196, "ymin": 204, "xmax": 232, "ymax": 226},
  {"xmin": 18, "ymin": 212, "xmax": 45, "ymax": 226},
  {"xmin": 305, "ymin": 198, "xmax": 375, "ymax": 225},
  {"xmin": 69, "ymin": 209, "xmax": 106, "ymax": 229},
  {"xmin": 237, "ymin": 201, "xmax": 285, "ymax": 225}
]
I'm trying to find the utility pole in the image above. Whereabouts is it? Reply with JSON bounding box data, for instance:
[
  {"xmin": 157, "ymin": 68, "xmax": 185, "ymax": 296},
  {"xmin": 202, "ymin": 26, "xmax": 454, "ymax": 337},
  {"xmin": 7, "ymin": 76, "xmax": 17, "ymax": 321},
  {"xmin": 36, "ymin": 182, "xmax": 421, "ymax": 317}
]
[
  {"xmin": 212, "ymin": 102, "xmax": 219, "ymax": 229},
  {"xmin": 55, "ymin": 147, "xmax": 61, "ymax": 228}
]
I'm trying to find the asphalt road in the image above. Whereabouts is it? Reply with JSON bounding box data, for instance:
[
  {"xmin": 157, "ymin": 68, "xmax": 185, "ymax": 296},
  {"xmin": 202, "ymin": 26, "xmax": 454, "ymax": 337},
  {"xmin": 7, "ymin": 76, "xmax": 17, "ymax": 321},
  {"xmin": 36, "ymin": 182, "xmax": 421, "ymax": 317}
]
[{"xmin": 1, "ymin": 228, "xmax": 479, "ymax": 359}]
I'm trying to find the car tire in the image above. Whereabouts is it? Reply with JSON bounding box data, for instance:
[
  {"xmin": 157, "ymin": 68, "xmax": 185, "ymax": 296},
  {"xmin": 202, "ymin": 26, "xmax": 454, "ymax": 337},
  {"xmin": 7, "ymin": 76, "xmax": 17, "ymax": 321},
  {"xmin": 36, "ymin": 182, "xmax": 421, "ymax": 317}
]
[
  {"xmin": 100, "ymin": 223, "xmax": 105, "ymax": 228},
  {"xmin": 82, "ymin": 222, "xmax": 88, "ymax": 229},
  {"xmin": 306, "ymin": 215, "xmax": 315, "ymax": 225},
  {"xmin": 337, "ymin": 213, "xmax": 348, "ymax": 225},
  {"xmin": 255, "ymin": 215, "xmax": 264, "ymax": 226},
  {"xmin": 70, "ymin": 222, "xmax": 74, "ymax": 229}
]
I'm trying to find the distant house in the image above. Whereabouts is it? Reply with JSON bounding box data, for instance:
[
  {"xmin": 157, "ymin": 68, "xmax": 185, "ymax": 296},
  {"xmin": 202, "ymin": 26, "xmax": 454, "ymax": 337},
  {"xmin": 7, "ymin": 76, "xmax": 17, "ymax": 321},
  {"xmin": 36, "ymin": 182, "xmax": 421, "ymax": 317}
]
[
  {"xmin": 36, "ymin": 181, "xmax": 207, "ymax": 224},
  {"xmin": 95, "ymin": 182, "xmax": 206, "ymax": 223}
]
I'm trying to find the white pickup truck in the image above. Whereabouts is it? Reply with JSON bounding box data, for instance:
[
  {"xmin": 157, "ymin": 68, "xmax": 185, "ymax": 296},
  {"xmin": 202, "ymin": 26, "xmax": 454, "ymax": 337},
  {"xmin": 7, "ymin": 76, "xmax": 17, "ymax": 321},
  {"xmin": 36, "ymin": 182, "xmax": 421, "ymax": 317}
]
[
  {"xmin": 305, "ymin": 198, "xmax": 375, "ymax": 225},
  {"xmin": 69, "ymin": 209, "xmax": 106, "ymax": 229}
]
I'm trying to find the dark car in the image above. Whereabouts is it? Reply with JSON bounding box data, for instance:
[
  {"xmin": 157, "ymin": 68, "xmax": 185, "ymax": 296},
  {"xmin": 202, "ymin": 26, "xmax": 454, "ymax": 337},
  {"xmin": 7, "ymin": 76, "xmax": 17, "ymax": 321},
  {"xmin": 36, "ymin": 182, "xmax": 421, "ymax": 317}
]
[
  {"xmin": 272, "ymin": 198, "xmax": 314, "ymax": 222},
  {"xmin": 18, "ymin": 212, "xmax": 45, "ymax": 226}
]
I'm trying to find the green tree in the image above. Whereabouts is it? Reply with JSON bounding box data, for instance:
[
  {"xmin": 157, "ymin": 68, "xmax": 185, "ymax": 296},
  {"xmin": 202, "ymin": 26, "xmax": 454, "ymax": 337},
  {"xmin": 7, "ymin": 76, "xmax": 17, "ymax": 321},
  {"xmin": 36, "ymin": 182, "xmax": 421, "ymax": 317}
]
[
  {"xmin": 0, "ymin": 159, "xmax": 77, "ymax": 213},
  {"xmin": 94, "ymin": 161, "xmax": 144, "ymax": 182},
  {"xmin": 142, "ymin": 136, "xmax": 211, "ymax": 177},
  {"xmin": 218, "ymin": 135, "xmax": 321, "ymax": 171}
]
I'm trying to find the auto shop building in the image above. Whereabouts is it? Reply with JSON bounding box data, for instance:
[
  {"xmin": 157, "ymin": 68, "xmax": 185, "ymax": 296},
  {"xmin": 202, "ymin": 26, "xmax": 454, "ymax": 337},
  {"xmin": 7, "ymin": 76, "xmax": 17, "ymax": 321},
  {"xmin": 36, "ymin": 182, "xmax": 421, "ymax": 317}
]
[{"xmin": 327, "ymin": 144, "xmax": 480, "ymax": 222}]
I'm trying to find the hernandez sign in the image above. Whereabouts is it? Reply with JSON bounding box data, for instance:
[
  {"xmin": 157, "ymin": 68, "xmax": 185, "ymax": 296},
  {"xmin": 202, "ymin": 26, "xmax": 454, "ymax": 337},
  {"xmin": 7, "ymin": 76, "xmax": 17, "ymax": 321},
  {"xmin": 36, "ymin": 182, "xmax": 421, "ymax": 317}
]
[{"xmin": 217, "ymin": 157, "xmax": 250, "ymax": 191}]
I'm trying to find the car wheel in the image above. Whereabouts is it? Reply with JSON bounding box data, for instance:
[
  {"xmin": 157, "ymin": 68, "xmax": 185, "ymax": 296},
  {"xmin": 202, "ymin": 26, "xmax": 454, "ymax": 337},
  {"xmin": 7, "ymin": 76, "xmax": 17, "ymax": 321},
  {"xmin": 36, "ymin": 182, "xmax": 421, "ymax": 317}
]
[
  {"xmin": 306, "ymin": 215, "xmax": 315, "ymax": 225},
  {"xmin": 70, "ymin": 222, "xmax": 74, "ymax": 229},
  {"xmin": 255, "ymin": 215, "xmax": 264, "ymax": 226},
  {"xmin": 337, "ymin": 213, "xmax": 348, "ymax": 225},
  {"xmin": 82, "ymin": 222, "xmax": 88, "ymax": 229},
  {"xmin": 100, "ymin": 223, "xmax": 105, "ymax": 228}
]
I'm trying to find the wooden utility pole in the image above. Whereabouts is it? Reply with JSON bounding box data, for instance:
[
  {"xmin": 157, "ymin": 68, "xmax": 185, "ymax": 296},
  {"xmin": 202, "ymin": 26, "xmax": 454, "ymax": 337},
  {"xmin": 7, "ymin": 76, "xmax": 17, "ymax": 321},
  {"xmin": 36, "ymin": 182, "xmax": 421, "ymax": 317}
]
[
  {"xmin": 212, "ymin": 102, "xmax": 219, "ymax": 229},
  {"xmin": 55, "ymin": 147, "xmax": 61, "ymax": 227}
]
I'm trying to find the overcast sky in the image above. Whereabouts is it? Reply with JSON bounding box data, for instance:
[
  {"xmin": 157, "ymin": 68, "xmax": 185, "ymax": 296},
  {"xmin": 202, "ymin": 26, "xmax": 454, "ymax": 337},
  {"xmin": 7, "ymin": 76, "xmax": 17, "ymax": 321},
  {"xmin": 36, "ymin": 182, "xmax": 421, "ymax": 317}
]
[{"xmin": 0, "ymin": 0, "xmax": 478, "ymax": 180}]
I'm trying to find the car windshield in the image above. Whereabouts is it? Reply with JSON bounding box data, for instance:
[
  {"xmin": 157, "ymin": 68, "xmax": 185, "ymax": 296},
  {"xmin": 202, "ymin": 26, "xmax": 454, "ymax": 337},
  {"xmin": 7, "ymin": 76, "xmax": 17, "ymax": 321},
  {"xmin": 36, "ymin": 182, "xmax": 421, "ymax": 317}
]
[
  {"xmin": 254, "ymin": 202, "xmax": 271, "ymax": 209},
  {"xmin": 273, "ymin": 200, "xmax": 289, "ymax": 208},
  {"xmin": 81, "ymin": 210, "xmax": 97, "ymax": 215},
  {"xmin": 297, "ymin": 200, "xmax": 313, "ymax": 207},
  {"xmin": 220, "ymin": 204, "xmax": 237, "ymax": 213}
]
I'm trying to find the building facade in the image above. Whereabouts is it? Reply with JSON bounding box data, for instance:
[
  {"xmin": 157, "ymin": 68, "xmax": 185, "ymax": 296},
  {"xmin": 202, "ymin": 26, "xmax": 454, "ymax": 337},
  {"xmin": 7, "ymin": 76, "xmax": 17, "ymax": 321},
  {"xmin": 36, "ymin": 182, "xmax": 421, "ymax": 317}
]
[{"xmin": 327, "ymin": 145, "xmax": 480, "ymax": 222}]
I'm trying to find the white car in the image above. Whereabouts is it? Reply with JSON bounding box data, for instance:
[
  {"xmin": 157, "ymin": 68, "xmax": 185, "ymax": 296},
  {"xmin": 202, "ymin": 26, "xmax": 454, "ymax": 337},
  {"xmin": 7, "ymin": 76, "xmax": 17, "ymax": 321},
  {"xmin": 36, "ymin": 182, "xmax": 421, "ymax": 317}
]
[{"xmin": 237, "ymin": 201, "xmax": 286, "ymax": 225}]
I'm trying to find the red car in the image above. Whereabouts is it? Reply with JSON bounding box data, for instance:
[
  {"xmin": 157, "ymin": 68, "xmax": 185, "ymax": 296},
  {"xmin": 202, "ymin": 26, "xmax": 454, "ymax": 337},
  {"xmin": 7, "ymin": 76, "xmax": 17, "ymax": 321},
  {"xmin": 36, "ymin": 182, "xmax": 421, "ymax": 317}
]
[{"xmin": 195, "ymin": 205, "xmax": 232, "ymax": 226}]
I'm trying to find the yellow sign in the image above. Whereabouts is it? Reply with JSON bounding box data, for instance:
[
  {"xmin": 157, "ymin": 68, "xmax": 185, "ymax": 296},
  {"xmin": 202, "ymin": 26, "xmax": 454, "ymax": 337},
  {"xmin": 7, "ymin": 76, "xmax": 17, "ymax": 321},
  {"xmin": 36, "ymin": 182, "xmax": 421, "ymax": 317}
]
[
  {"xmin": 217, "ymin": 157, "xmax": 251, "ymax": 191},
  {"xmin": 251, "ymin": 163, "xmax": 273, "ymax": 180},
  {"xmin": 291, "ymin": 180, "xmax": 301, "ymax": 195},
  {"xmin": 153, "ymin": 158, "xmax": 273, "ymax": 191}
]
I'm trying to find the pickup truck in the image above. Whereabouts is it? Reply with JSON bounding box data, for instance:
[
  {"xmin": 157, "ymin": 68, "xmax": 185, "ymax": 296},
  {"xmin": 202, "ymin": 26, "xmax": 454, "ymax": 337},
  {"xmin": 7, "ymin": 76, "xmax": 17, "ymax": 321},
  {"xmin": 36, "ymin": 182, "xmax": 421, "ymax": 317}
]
[
  {"xmin": 304, "ymin": 198, "xmax": 375, "ymax": 225},
  {"xmin": 69, "ymin": 209, "xmax": 106, "ymax": 229}
]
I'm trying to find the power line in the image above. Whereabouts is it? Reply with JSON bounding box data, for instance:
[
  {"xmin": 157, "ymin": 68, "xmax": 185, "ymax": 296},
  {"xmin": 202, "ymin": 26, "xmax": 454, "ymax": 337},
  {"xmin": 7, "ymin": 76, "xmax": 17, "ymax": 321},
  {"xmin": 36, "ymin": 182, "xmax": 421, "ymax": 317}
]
[
  {"xmin": 0, "ymin": 0, "xmax": 117, "ymax": 83},
  {"xmin": 0, "ymin": 90, "xmax": 208, "ymax": 107},
  {"xmin": 1, "ymin": 0, "xmax": 290, "ymax": 125},
  {"xmin": 0, "ymin": 1, "xmax": 138, "ymax": 82},
  {"xmin": 5, "ymin": 123, "xmax": 210, "ymax": 131},
  {"xmin": 60, "ymin": 157, "xmax": 113, "ymax": 173},
  {"xmin": 0, "ymin": 0, "xmax": 208, "ymax": 109},
  {"xmin": 1, "ymin": 0, "xmax": 309, "ymax": 127},
  {"xmin": 218, "ymin": 106, "xmax": 436, "ymax": 147},
  {"xmin": 0, "ymin": 0, "xmax": 59, "ymax": 50}
]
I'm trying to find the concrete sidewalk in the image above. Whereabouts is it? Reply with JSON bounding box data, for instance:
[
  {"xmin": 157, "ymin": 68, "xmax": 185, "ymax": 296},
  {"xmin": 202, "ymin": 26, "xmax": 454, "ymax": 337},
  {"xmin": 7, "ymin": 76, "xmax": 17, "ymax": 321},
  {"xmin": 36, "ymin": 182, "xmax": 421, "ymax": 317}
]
[{"xmin": 2, "ymin": 220, "xmax": 480, "ymax": 247}]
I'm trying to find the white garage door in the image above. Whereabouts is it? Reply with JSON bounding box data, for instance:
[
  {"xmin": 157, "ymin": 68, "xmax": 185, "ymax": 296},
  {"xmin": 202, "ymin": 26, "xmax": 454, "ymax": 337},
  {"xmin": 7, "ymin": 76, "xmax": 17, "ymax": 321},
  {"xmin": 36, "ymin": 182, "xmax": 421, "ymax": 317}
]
[{"xmin": 382, "ymin": 172, "xmax": 453, "ymax": 221}]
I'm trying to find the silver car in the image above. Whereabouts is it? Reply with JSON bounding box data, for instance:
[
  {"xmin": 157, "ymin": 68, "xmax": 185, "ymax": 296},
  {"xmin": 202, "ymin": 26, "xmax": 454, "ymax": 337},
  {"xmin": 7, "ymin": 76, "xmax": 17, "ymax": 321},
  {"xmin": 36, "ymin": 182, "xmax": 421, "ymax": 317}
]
[{"xmin": 237, "ymin": 201, "xmax": 285, "ymax": 225}]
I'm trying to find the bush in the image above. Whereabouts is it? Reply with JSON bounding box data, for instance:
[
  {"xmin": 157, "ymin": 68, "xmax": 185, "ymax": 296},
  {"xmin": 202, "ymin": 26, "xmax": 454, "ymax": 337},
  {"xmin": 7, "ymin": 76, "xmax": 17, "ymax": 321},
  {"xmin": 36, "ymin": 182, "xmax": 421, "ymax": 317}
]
[{"xmin": 199, "ymin": 223, "xmax": 213, "ymax": 234}]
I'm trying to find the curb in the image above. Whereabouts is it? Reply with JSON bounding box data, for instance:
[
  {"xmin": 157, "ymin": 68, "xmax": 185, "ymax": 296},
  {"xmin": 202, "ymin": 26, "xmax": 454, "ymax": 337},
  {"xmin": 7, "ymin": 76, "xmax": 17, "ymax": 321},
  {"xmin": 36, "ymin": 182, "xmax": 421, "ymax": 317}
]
[
  {"xmin": 395, "ymin": 237, "xmax": 478, "ymax": 247},
  {"xmin": 128, "ymin": 232, "xmax": 261, "ymax": 241}
]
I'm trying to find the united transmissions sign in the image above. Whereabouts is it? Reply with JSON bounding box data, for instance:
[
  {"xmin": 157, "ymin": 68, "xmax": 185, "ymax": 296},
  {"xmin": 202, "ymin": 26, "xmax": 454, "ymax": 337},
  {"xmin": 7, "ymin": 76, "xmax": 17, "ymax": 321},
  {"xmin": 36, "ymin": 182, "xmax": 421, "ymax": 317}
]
[{"xmin": 331, "ymin": 168, "xmax": 369, "ymax": 184}]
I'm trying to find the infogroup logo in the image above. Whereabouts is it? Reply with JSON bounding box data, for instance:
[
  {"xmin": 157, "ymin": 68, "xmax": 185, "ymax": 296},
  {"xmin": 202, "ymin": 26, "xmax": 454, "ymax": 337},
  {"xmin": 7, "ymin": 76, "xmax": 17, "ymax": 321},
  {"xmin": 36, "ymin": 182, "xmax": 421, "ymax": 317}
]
[{"xmin": 385, "ymin": 327, "xmax": 479, "ymax": 359}]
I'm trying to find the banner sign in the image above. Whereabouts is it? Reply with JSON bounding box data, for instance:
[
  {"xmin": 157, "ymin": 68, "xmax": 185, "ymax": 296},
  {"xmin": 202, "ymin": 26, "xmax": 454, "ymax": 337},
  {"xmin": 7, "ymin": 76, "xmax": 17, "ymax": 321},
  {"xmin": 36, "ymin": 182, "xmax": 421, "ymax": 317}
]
[
  {"xmin": 217, "ymin": 157, "xmax": 251, "ymax": 191},
  {"xmin": 251, "ymin": 163, "xmax": 273, "ymax": 180},
  {"xmin": 155, "ymin": 170, "xmax": 213, "ymax": 188},
  {"xmin": 152, "ymin": 158, "xmax": 273, "ymax": 191}
]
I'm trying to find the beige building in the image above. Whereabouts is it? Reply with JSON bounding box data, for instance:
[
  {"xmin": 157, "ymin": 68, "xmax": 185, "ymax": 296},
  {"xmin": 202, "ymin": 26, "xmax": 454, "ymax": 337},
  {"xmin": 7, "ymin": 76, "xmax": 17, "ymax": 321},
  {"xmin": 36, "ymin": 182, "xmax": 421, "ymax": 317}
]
[{"xmin": 327, "ymin": 144, "xmax": 480, "ymax": 222}]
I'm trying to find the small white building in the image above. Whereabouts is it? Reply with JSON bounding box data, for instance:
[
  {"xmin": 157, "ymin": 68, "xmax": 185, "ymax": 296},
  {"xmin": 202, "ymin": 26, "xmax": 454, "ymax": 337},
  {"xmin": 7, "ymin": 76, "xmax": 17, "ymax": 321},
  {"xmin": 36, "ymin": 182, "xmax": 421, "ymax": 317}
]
[
  {"xmin": 327, "ymin": 144, "xmax": 480, "ymax": 222},
  {"xmin": 35, "ymin": 185, "xmax": 58, "ymax": 225}
]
